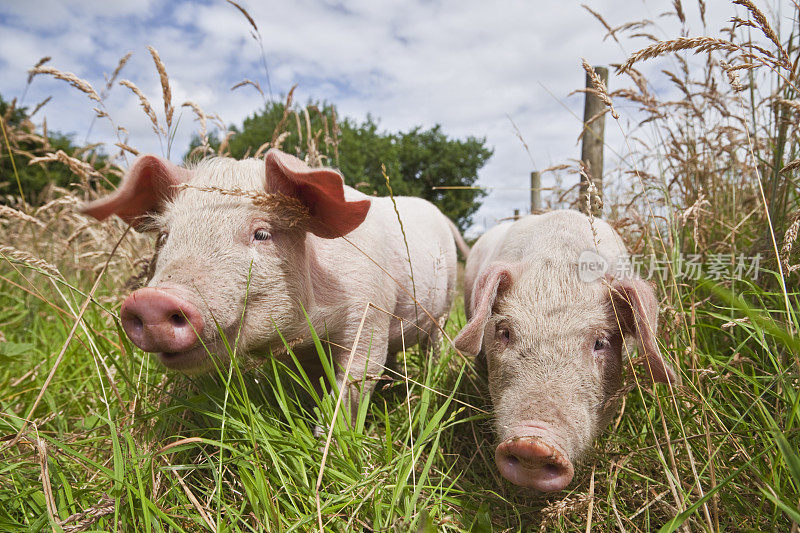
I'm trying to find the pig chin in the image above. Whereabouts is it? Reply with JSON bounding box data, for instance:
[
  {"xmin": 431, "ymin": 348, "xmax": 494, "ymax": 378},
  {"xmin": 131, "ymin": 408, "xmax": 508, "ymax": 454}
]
[{"xmin": 157, "ymin": 345, "xmax": 217, "ymax": 373}]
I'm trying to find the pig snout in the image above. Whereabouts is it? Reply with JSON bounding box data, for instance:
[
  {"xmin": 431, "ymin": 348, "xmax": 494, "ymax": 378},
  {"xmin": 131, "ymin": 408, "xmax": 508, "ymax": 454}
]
[
  {"xmin": 120, "ymin": 287, "xmax": 204, "ymax": 354},
  {"xmin": 495, "ymin": 426, "xmax": 574, "ymax": 492}
]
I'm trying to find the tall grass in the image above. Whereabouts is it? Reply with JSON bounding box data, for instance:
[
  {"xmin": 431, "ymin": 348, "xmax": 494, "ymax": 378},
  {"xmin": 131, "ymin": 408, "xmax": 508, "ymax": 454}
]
[{"xmin": 0, "ymin": 0, "xmax": 799, "ymax": 531}]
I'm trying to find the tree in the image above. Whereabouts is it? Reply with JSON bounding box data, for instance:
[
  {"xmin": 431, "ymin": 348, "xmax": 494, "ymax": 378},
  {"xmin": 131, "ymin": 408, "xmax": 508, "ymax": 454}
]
[
  {"xmin": 189, "ymin": 101, "xmax": 491, "ymax": 232},
  {"xmin": 0, "ymin": 94, "xmax": 85, "ymax": 203}
]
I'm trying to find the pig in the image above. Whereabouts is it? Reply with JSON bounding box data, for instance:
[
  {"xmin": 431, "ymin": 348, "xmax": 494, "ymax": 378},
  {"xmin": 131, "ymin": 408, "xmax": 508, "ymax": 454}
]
[
  {"xmin": 454, "ymin": 210, "xmax": 679, "ymax": 492},
  {"xmin": 81, "ymin": 148, "xmax": 469, "ymax": 417}
]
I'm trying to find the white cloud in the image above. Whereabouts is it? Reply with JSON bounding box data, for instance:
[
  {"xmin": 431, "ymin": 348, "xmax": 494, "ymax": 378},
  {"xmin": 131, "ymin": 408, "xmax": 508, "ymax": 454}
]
[{"xmin": 0, "ymin": 0, "xmax": 742, "ymax": 235}]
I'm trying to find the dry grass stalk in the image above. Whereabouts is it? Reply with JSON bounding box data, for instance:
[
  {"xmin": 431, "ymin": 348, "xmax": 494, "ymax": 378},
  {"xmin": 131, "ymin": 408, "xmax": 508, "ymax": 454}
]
[
  {"xmin": 781, "ymin": 212, "xmax": 799, "ymax": 270},
  {"xmin": 175, "ymin": 184, "xmax": 310, "ymax": 226},
  {"xmin": 539, "ymin": 493, "xmax": 591, "ymax": 531},
  {"xmin": 0, "ymin": 205, "xmax": 46, "ymax": 228},
  {"xmin": 619, "ymin": 37, "xmax": 741, "ymax": 73},
  {"xmin": 29, "ymin": 96, "xmax": 52, "ymax": 118},
  {"xmin": 147, "ymin": 46, "xmax": 174, "ymax": 131},
  {"xmin": 182, "ymin": 101, "xmax": 210, "ymax": 155},
  {"xmin": 272, "ymin": 85, "xmax": 297, "ymax": 146},
  {"xmin": 28, "ymin": 150, "xmax": 105, "ymax": 180},
  {"xmin": 231, "ymin": 78, "xmax": 266, "ymax": 101},
  {"xmin": 0, "ymin": 245, "xmax": 63, "ymax": 278},
  {"xmin": 672, "ymin": 0, "xmax": 685, "ymax": 24},
  {"xmin": 34, "ymin": 439, "xmax": 59, "ymax": 525},
  {"xmin": 27, "ymin": 57, "xmax": 51, "ymax": 83},
  {"xmin": 580, "ymin": 163, "xmax": 604, "ymax": 215},
  {"xmin": 542, "ymin": 163, "xmax": 572, "ymax": 173},
  {"xmin": 780, "ymin": 158, "xmax": 800, "ymax": 174},
  {"xmin": 60, "ymin": 495, "xmax": 115, "ymax": 533},
  {"xmin": 582, "ymin": 4, "xmax": 618, "ymax": 43},
  {"xmin": 732, "ymin": 0, "xmax": 785, "ymax": 61},
  {"xmin": 253, "ymin": 141, "xmax": 272, "ymax": 158},
  {"xmin": 35, "ymin": 195, "xmax": 78, "ymax": 216},
  {"xmin": 28, "ymin": 66, "xmax": 101, "ymax": 102},
  {"xmin": 272, "ymin": 131, "xmax": 290, "ymax": 151},
  {"xmin": 582, "ymin": 58, "xmax": 619, "ymax": 119},
  {"xmin": 720, "ymin": 60, "xmax": 745, "ymax": 92},
  {"xmin": 103, "ymin": 52, "xmax": 132, "ymax": 95},
  {"xmin": 226, "ymin": 0, "xmax": 258, "ymax": 32},
  {"xmin": 119, "ymin": 79, "xmax": 163, "ymax": 136},
  {"xmin": 217, "ymin": 130, "xmax": 235, "ymax": 156},
  {"xmin": 114, "ymin": 142, "xmax": 140, "ymax": 156}
]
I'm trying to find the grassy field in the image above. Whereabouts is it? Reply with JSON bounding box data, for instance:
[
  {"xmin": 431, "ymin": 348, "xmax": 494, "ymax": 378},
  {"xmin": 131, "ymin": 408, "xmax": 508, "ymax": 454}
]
[{"xmin": 2, "ymin": 0, "xmax": 800, "ymax": 531}]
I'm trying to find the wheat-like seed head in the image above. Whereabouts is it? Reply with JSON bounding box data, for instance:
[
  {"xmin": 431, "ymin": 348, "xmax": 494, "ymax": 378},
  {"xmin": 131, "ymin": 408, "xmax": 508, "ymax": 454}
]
[
  {"xmin": 733, "ymin": 0, "xmax": 785, "ymax": 63},
  {"xmin": 114, "ymin": 143, "xmax": 140, "ymax": 156},
  {"xmin": 28, "ymin": 66, "xmax": 101, "ymax": 102},
  {"xmin": 0, "ymin": 245, "xmax": 63, "ymax": 279},
  {"xmin": 28, "ymin": 150, "xmax": 104, "ymax": 182},
  {"xmin": 780, "ymin": 158, "xmax": 800, "ymax": 174},
  {"xmin": 231, "ymin": 79, "xmax": 265, "ymax": 101},
  {"xmin": 781, "ymin": 213, "xmax": 799, "ymax": 270},
  {"xmin": 582, "ymin": 58, "xmax": 619, "ymax": 119},
  {"xmin": 225, "ymin": 0, "xmax": 258, "ymax": 32},
  {"xmin": 182, "ymin": 101, "xmax": 210, "ymax": 155},
  {"xmin": 103, "ymin": 52, "xmax": 132, "ymax": 95},
  {"xmin": 29, "ymin": 96, "xmax": 52, "ymax": 118},
  {"xmin": 147, "ymin": 47, "xmax": 174, "ymax": 131},
  {"xmin": 619, "ymin": 37, "xmax": 741, "ymax": 73},
  {"xmin": 0, "ymin": 205, "xmax": 46, "ymax": 228},
  {"xmin": 720, "ymin": 60, "xmax": 745, "ymax": 93},
  {"xmin": 539, "ymin": 493, "xmax": 591, "ymax": 530},
  {"xmin": 175, "ymin": 184, "xmax": 311, "ymax": 227},
  {"xmin": 119, "ymin": 79, "xmax": 162, "ymax": 136},
  {"xmin": 26, "ymin": 57, "xmax": 51, "ymax": 84}
]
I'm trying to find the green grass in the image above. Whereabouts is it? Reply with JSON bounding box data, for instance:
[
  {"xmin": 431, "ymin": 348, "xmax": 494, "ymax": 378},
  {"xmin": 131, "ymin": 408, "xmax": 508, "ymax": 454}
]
[{"xmin": 0, "ymin": 259, "xmax": 798, "ymax": 532}]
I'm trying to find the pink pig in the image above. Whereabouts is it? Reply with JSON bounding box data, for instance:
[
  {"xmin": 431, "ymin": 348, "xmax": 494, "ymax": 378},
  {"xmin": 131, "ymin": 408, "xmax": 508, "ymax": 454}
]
[
  {"xmin": 82, "ymin": 148, "xmax": 468, "ymax": 415},
  {"xmin": 455, "ymin": 210, "xmax": 679, "ymax": 492}
]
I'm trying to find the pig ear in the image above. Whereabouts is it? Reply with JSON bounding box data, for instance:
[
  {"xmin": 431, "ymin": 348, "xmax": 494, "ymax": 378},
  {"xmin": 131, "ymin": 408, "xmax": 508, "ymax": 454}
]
[
  {"xmin": 79, "ymin": 155, "xmax": 189, "ymax": 231},
  {"xmin": 265, "ymin": 149, "xmax": 370, "ymax": 238},
  {"xmin": 454, "ymin": 262, "xmax": 515, "ymax": 356},
  {"xmin": 608, "ymin": 277, "xmax": 680, "ymax": 385}
]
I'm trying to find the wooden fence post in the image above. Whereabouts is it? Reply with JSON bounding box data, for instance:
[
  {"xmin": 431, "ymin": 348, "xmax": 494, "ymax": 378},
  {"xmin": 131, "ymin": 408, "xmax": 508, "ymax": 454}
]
[
  {"xmin": 513, "ymin": 209, "xmax": 520, "ymax": 220},
  {"xmin": 580, "ymin": 65, "xmax": 608, "ymax": 217},
  {"xmin": 530, "ymin": 171, "xmax": 541, "ymax": 212}
]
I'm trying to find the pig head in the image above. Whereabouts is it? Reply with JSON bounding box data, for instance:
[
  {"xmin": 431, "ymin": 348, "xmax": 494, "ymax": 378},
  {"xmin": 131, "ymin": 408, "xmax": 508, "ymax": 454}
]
[
  {"xmin": 454, "ymin": 210, "xmax": 679, "ymax": 492},
  {"xmin": 80, "ymin": 149, "xmax": 370, "ymax": 372}
]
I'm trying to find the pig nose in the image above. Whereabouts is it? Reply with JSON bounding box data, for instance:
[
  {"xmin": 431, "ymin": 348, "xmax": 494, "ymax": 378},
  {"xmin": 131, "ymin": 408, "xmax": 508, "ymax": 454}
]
[
  {"xmin": 495, "ymin": 436, "xmax": 574, "ymax": 492},
  {"xmin": 120, "ymin": 287, "xmax": 204, "ymax": 353}
]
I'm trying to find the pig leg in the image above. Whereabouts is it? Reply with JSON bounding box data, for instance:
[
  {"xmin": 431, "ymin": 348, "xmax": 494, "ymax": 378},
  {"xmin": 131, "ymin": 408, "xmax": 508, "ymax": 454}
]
[
  {"xmin": 335, "ymin": 313, "xmax": 390, "ymax": 424},
  {"xmin": 312, "ymin": 313, "xmax": 390, "ymax": 437},
  {"xmin": 423, "ymin": 321, "xmax": 442, "ymax": 358}
]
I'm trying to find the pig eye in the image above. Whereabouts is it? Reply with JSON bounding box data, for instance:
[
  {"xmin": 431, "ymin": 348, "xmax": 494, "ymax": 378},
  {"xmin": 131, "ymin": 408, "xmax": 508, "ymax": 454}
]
[
  {"xmin": 156, "ymin": 232, "xmax": 168, "ymax": 247},
  {"xmin": 496, "ymin": 325, "xmax": 511, "ymax": 346},
  {"xmin": 253, "ymin": 229, "xmax": 272, "ymax": 242},
  {"xmin": 594, "ymin": 338, "xmax": 610, "ymax": 351}
]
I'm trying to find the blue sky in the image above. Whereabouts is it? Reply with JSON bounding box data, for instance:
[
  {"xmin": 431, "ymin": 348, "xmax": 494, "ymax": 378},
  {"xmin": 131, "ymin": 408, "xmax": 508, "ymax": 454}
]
[{"xmin": 0, "ymin": 0, "xmax": 738, "ymax": 236}]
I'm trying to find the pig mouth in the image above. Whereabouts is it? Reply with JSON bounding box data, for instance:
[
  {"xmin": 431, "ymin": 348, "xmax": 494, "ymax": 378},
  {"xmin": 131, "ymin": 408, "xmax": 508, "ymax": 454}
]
[
  {"xmin": 156, "ymin": 346, "xmax": 215, "ymax": 373},
  {"xmin": 495, "ymin": 430, "xmax": 574, "ymax": 492}
]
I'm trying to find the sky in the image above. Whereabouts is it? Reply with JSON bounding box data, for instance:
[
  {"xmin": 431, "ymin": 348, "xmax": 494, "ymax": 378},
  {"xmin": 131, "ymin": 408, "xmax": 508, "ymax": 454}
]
[{"xmin": 0, "ymin": 0, "xmax": 743, "ymax": 236}]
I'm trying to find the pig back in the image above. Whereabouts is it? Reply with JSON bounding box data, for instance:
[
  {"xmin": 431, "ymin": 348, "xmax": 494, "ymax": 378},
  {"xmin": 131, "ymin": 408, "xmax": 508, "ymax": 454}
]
[
  {"xmin": 309, "ymin": 192, "xmax": 457, "ymax": 349},
  {"xmin": 374, "ymin": 196, "xmax": 458, "ymax": 346},
  {"xmin": 494, "ymin": 210, "xmax": 628, "ymax": 272}
]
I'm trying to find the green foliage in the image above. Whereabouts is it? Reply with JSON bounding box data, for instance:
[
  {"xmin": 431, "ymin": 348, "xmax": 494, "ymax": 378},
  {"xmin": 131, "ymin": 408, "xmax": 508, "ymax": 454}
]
[
  {"xmin": 189, "ymin": 102, "xmax": 491, "ymax": 232},
  {"xmin": 0, "ymin": 94, "xmax": 87, "ymax": 203}
]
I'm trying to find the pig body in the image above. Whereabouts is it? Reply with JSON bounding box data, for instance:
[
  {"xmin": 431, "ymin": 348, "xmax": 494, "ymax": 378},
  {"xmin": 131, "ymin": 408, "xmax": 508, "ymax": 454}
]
[
  {"xmin": 455, "ymin": 210, "xmax": 678, "ymax": 492},
  {"xmin": 82, "ymin": 149, "xmax": 462, "ymax": 415}
]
